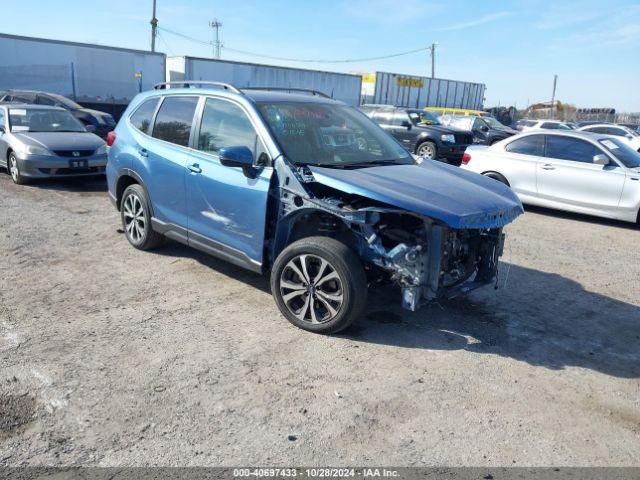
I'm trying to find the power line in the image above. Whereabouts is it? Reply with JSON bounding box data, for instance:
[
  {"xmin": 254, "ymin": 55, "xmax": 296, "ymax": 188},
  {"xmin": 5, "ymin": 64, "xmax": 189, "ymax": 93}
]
[
  {"xmin": 156, "ymin": 31, "xmax": 175, "ymax": 56},
  {"xmin": 223, "ymin": 45, "xmax": 430, "ymax": 63},
  {"xmin": 157, "ymin": 26, "xmax": 430, "ymax": 63}
]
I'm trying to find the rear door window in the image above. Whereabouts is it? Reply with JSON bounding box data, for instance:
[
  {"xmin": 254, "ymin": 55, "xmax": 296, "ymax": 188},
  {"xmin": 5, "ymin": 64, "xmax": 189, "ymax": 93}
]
[
  {"xmin": 544, "ymin": 135, "xmax": 602, "ymax": 163},
  {"xmin": 130, "ymin": 97, "xmax": 159, "ymax": 134},
  {"xmin": 391, "ymin": 111, "xmax": 410, "ymax": 126},
  {"xmin": 505, "ymin": 135, "xmax": 544, "ymax": 156},
  {"xmin": 152, "ymin": 96, "xmax": 199, "ymax": 146}
]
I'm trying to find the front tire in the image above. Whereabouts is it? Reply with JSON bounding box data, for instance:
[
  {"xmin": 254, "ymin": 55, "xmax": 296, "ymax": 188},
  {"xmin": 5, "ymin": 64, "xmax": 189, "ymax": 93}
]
[
  {"xmin": 8, "ymin": 152, "xmax": 28, "ymax": 185},
  {"xmin": 270, "ymin": 236, "xmax": 367, "ymax": 334},
  {"xmin": 416, "ymin": 141, "xmax": 437, "ymax": 160},
  {"xmin": 120, "ymin": 184, "xmax": 164, "ymax": 250}
]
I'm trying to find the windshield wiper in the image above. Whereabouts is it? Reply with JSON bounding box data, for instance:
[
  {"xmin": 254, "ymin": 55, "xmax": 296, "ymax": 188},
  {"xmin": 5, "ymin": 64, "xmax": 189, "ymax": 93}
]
[{"xmin": 320, "ymin": 160, "xmax": 403, "ymax": 168}]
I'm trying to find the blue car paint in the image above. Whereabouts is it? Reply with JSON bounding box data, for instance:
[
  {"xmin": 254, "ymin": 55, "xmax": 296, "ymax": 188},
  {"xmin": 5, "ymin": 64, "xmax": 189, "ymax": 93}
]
[
  {"xmin": 185, "ymin": 148, "xmax": 272, "ymax": 263},
  {"xmin": 108, "ymin": 86, "xmax": 524, "ymax": 313},
  {"xmin": 308, "ymin": 161, "xmax": 523, "ymax": 229}
]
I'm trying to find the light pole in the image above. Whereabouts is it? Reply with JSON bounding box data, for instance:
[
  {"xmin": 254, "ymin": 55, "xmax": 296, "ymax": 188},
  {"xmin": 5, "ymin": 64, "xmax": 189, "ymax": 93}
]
[
  {"xmin": 428, "ymin": 43, "xmax": 438, "ymax": 78},
  {"xmin": 209, "ymin": 19, "xmax": 223, "ymax": 59},
  {"xmin": 150, "ymin": 0, "xmax": 158, "ymax": 52},
  {"xmin": 550, "ymin": 74, "xmax": 558, "ymax": 119}
]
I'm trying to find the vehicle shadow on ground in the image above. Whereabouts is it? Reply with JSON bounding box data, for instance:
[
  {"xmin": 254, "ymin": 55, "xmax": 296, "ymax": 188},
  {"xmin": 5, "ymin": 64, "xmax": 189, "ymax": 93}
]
[
  {"xmin": 524, "ymin": 204, "xmax": 639, "ymax": 230},
  {"xmin": 147, "ymin": 239, "xmax": 640, "ymax": 379},
  {"xmin": 340, "ymin": 263, "xmax": 640, "ymax": 379},
  {"xmin": 148, "ymin": 240, "xmax": 271, "ymax": 293},
  {"xmin": 21, "ymin": 175, "xmax": 107, "ymax": 194}
]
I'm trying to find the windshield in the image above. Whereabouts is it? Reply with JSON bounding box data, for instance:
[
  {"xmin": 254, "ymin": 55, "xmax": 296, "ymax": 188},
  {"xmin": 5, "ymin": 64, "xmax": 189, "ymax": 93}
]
[
  {"xmin": 621, "ymin": 126, "xmax": 640, "ymax": 138},
  {"xmin": 9, "ymin": 108, "xmax": 86, "ymax": 133},
  {"xmin": 408, "ymin": 110, "xmax": 441, "ymax": 126},
  {"xmin": 257, "ymin": 102, "xmax": 412, "ymax": 166},
  {"xmin": 445, "ymin": 116, "xmax": 473, "ymax": 130},
  {"xmin": 482, "ymin": 117, "xmax": 505, "ymax": 129},
  {"xmin": 599, "ymin": 138, "xmax": 640, "ymax": 168}
]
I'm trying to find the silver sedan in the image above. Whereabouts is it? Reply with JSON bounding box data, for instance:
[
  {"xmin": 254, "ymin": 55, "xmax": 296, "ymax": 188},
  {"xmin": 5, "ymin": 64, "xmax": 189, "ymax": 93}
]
[
  {"xmin": 0, "ymin": 104, "xmax": 107, "ymax": 184},
  {"xmin": 460, "ymin": 130, "xmax": 640, "ymax": 224}
]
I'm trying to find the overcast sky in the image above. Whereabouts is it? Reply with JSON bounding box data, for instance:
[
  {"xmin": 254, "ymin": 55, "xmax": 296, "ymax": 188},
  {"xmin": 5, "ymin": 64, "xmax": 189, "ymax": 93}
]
[{"xmin": 2, "ymin": 0, "xmax": 639, "ymax": 111}]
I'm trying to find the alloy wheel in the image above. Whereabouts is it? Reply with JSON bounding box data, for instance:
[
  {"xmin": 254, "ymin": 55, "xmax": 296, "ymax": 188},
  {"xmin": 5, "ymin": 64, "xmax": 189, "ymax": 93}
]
[
  {"xmin": 123, "ymin": 193, "xmax": 146, "ymax": 243},
  {"xmin": 418, "ymin": 143, "xmax": 436, "ymax": 159},
  {"xmin": 279, "ymin": 254, "xmax": 344, "ymax": 324},
  {"xmin": 9, "ymin": 155, "xmax": 19, "ymax": 183}
]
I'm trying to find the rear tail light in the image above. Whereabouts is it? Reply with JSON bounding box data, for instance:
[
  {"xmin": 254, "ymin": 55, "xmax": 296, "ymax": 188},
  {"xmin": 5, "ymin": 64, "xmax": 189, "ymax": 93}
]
[
  {"xmin": 106, "ymin": 131, "xmax": 117, "ymax": 147},
  {"xmin": 462, "ymin": 152, "xmax": 471, "ymax": 165}
]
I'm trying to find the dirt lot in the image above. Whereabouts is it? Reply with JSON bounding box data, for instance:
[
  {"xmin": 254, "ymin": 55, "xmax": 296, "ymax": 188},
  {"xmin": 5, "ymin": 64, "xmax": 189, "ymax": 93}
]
[{"xmin": 0, "ymin": 172, "xmax": 639, "ymax": 467}]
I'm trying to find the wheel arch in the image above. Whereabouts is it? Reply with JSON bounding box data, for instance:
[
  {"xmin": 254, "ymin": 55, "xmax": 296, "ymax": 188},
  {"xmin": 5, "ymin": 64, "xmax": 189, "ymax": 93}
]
[
  {"xmin": 414, "ymin": 136, "xmax": 438, "ymax": 154},
  {"xmin": 481, "ymin": 170, "xmax": 510, "ymax": 186},
  {"xmin": 115, "ymin": 170, "xmax": 153, "ymax": 214},
  {"xmin": 271, "ymin": 208, "xmax": 361, "ymax": 267}
]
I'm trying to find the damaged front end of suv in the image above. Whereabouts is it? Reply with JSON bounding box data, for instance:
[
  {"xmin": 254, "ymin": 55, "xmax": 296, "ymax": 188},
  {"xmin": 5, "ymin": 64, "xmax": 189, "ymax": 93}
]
[{"xmin": 270, "ymin": 157, "xmax": 523, "ymax": 312}]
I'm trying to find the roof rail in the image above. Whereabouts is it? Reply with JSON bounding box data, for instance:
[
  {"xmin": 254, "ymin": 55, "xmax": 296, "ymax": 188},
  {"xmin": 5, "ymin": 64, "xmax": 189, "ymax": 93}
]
[
  {"xmin": 242, "ymin": 87, "xmax": 331, "ymax": 99},
  {"xmin": 153, "ymin": 81, "xmax": 242, "ymax": 94}
]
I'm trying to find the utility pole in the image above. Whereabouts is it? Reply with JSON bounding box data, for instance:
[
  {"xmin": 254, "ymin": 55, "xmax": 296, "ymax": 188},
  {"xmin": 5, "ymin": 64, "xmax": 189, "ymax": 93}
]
[
  {"xmin": 550, "ymin": 74, "xmax": 558, "ymax": 119},
  {"xmin": 209, "ymin": 19, "xmax": 223, "ymax": 59},
  {"xmin": 150, "ymin": 0, "xmax": 158, "ymax": 52},
  {"xmin": 428, "ymin": 43, "xmax": 438, "ymax": 78}
]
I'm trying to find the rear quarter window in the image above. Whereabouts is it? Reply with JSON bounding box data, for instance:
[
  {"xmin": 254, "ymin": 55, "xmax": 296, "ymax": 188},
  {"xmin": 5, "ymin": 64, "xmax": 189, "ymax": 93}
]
[{"xmin": 129, "ymin": 97, "xmax": 160, "ymax": 134}]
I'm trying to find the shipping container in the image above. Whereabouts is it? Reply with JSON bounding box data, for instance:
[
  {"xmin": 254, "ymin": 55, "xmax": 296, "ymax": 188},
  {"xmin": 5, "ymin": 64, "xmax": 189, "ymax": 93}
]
[
  {"xmin": 0, "ymin": 33, "xmax": 165, "ymax": 111},
  {"xmin": 167, "ymin": 56, "xmax": 362, "ymax": 106},
  {"xmin": 365, "ymin": 71, "xmax": 485, "ymax": 110}
]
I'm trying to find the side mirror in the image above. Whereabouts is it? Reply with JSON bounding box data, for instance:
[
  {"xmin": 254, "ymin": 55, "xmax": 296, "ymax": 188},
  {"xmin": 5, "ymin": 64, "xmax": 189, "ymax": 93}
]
[
  {"xmin": 593, "ymin": 154, "xmax": 609, "ymax": 166},
  {"xmin": 219, "ymin": 146, "xmax": 257, "ymax": 178},
  {"xmin": 480, "ymin": 125, "xmax": 489, "ymax": 132},
  {"xmin": 400, "ymin": 120, "xmax": 412, "ymax": 129},
  {"xmin": 0, "ymin": 125, "xmax": 5, "ymax": 134},
  {"xmin": 85, "ymin": 125, "xmax": 97, "ymax": 133}
]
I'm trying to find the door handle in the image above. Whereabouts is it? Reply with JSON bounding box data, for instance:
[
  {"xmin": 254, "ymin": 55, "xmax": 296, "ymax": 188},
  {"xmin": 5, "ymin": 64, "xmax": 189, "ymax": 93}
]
[
  {"xmin": 541, "ymin": 164, "xmax": 555, "ymax": 170},
  {"xmin": 138, "ymin": 148, "xmax": 148, "ymax": 157},
  {"xmin": 187, "ymin": 163, "xmax": 202, "ymax": 174}
]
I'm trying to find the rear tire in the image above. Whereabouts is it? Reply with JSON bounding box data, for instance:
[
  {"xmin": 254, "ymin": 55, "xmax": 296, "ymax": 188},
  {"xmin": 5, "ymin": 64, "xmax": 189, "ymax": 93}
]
[
  {"xmin": 483, "ymin": 172, "xmax": 509, "ymax": 186},
  {"xmin": 270, "ymin": 236, "xmax": 367, "ymax": 334},
  {"xmin": 120, "ymin": 184, "xmax": 164, "ymax": 250},
  {"xmin": 8, "ymin": 152, "xmax": 29, "ymax": 185}
]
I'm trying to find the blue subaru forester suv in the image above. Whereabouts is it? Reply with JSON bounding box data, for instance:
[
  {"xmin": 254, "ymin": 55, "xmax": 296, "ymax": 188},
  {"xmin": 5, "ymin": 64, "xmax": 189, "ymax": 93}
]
[{"xmin": 107, "ymin": 82, "xmax": 523, "ymax": 334}]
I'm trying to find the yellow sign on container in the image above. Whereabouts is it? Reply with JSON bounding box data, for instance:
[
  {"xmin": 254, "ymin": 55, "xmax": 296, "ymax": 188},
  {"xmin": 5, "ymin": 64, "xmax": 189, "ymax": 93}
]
[{"xmin": 397, "ymin": 77, "xmax": 424, "ymax": 88}]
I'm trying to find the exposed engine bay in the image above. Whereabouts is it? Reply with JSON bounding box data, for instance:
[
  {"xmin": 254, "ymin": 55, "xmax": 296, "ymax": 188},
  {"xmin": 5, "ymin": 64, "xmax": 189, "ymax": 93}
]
[{"xmin": 272, "ymin": 162, "xmax": 508, "ymax": 311}]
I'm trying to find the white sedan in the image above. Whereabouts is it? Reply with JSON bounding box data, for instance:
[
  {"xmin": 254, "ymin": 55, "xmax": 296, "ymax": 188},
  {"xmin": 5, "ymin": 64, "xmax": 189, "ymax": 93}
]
[
  {"xmin": 577, "ymin": 124, "xmax": 640, "ymax": 151},
  {"xmin": 460, "ymin": 131, "xmax": 640, "ymax": 223}
]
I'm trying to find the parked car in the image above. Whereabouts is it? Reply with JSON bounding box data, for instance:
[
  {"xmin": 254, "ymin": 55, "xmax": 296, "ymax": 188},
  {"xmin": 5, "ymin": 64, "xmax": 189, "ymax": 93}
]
[
  {"xmin": 0, "ymin": 104, "xmax": 107, "ymax": 184},
  {"xmin": 424, "ymin": 107, "xmax": 489, "ymax": 117},
  {"xmin": 440, "ymin": 115, "xmax": 517, "ymax": 145},
  {"xmin": 0, "ymin": 89, "xmax": 115, "ymax": 139},
  {"xmin": 360, "ymin": 105, "xmax": 473, "ymax": 165},
  {"xmin": 460, "ymin": 130, "xmax": 640, "ymax": 223},
  {"xmin": 577, "ymin": 123, "xmax": 640, "ymax": 151},
  {"xmin": 518, "ymin": 119, "xmax": 574, "ymax": 131},
  {"xmin": 107, "ymin": 82, "xmax": 523, "ymax": 334}
]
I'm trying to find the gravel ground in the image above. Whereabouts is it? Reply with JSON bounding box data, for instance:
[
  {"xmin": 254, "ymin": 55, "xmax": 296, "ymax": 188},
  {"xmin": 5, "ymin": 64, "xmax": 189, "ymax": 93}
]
[{"xmin": 0, "ymin": 173, "xmax": 639, "ymax": 467}]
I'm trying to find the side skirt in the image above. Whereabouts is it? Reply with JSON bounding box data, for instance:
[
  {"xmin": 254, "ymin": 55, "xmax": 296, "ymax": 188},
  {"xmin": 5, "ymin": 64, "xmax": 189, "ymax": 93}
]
[{"xmin": 150, "ymin": 218, "xmax": 263, "ymax": 274}]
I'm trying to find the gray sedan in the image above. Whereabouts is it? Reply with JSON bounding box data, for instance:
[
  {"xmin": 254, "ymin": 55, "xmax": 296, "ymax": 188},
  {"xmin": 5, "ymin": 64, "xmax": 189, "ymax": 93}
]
[{"xmin": 0, "ymin": 104, "xmax": 107, "ymax": 184}]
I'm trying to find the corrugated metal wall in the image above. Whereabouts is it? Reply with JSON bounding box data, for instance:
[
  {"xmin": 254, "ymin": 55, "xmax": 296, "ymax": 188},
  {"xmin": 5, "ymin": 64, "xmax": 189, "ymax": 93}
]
[
  {"xmin": 0, "ymin": 33, "xmax": 165, "ymax": 104},
  {"xmin": 168, "ymin": 56, "xmax": 362, "ymax": 106},
  {"xmin": 372, "ymin": 72, "xmax": 485, "ymax": 110}
]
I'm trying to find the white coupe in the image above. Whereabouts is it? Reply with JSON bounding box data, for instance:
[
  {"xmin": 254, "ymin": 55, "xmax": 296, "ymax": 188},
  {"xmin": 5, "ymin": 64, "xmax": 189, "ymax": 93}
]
[{"xmin": 460, "ymin": 131, "xmax": 640, "ymax": 223}]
